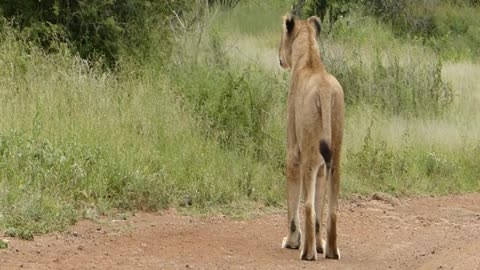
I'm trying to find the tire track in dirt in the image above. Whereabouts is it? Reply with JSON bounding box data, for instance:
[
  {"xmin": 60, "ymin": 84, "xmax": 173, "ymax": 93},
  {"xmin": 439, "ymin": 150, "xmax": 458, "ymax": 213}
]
[{"xmin": 1, "ymin": 193, "xmax": 480, "ymax": 270}]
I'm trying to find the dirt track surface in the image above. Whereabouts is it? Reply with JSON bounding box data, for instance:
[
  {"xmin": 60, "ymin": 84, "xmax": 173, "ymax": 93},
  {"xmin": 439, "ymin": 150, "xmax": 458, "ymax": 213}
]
[{"xmin": 1, "ymin": 194, "xmax": 480, "ymax": 270}]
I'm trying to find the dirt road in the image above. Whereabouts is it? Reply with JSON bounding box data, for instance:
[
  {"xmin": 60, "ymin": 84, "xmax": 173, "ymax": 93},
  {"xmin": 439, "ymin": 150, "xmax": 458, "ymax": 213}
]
[{"xmin": 1, "ymin": 193, "xmax": 480, "ymax": 270}]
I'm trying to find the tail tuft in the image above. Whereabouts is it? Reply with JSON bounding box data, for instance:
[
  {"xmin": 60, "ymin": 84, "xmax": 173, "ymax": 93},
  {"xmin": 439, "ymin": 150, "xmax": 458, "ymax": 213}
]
[{"xmin": 320, "ymin": 140, "xmax": 332, "ymax": 164}]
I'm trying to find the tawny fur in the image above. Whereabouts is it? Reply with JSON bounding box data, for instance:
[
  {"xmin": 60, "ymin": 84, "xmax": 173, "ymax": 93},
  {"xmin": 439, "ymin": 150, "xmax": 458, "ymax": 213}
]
[{"xmin": 279, "ymin": 15, "xmax": 344, "ymax": 261}]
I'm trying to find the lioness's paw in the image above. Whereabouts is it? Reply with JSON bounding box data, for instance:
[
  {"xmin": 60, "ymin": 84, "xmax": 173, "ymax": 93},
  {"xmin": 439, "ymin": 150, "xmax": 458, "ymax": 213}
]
[
  {"xmin": 324, "ymin": 246, "xmax": 341, "ymax": 260},
  {"xmin": 316, "ymin": 239, "xmax": 326, "ymax": 254},
  {"xmin": 281, "ymin": 236, "xmax": 300, "ymax": 249},
  {"xmin": 281, "ymin": 230, "xmax": 301, "ymax": 249},
  {"xmin": 300, "ymin": 247, "xmax": 318, "ymax": 261}
]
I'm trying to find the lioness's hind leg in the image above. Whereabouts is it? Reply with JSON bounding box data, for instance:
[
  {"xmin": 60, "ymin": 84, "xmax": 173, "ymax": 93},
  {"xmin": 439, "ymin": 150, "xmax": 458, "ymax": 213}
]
[
  {"xmin": 325, "ymin": 161, "xmax": 341, "ymax": 260},
  {"xmin": 300, "ymin": 153, "xmax": 320, "ymax": 261},
  {"xmin": 315, "ymin": 163, "xmax": 327, "ymax": 254},
  {"xmin": 282, "ymin": 152, "xmax": 302, "ymax": 249}
]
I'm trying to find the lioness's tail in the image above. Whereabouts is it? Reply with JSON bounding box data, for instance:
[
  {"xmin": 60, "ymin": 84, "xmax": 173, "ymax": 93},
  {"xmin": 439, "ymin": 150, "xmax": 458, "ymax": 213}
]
[{"xmin": 319, "ymin": 90, "xmax": 332, "ymax": 168}]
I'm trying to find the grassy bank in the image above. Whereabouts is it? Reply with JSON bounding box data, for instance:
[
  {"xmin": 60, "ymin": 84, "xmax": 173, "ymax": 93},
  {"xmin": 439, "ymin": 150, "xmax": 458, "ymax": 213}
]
[
  {"xmin": 0, "ymin": 22, "xmax": 286, "ymax": 234},
  {"xmin": 1, "ymin": 1, "xmax": 479, "ymax": 235}
]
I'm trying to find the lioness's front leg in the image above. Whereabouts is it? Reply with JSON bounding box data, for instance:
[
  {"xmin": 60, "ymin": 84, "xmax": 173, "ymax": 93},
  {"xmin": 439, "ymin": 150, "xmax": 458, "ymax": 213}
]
[{"xmin": 282, "ymin": 150, "xmax": 302, "ymax": 249}]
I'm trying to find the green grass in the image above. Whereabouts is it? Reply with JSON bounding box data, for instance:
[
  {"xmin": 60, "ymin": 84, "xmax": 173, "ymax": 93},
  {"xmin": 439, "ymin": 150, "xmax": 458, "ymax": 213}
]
[{"xmin": 1, "ymin": 1, "xmax": 479, "ymax": 236}]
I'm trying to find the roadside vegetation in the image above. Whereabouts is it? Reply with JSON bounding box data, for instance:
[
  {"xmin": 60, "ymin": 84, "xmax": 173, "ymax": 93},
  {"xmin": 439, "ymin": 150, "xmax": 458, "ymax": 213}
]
[{"xmin": 0, "ymin": 0, "xmax": 479, "ymax": 236}]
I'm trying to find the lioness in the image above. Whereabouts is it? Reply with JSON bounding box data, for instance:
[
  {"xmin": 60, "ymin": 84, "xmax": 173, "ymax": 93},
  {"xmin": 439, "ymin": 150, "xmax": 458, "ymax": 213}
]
[{"xmin": 278, "ymin": 14, "xmax": 344, "ymax": 261}]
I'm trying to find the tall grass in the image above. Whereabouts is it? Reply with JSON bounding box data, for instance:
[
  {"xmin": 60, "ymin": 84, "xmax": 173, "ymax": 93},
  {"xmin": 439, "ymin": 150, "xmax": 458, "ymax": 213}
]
[
  {"xmin": 322, "ymin": 11, "xmax": 479, "ymax": 195},
  {"xmin": 219, "ymin": 1, "xmax": 479, "ymax": 196},
  {"xmin": 0, "ymin": 20, "xmax": 286, "ymax": 234}
]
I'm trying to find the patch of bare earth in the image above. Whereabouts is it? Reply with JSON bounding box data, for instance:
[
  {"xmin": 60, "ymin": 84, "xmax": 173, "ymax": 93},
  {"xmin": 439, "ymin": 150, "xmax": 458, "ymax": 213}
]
[{"xmin": 1, "ymin": 194, "xmax": 480, "ymax": 270}]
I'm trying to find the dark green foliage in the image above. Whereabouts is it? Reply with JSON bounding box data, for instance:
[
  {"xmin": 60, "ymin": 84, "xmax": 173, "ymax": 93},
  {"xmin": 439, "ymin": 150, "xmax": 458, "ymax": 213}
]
[
  {"xmin": 0, "ymin": 0, "xmax": 189, "ymax": 67},
  {"xmin": 292, "ymin": 0, "xmax": 355, "ymax": 33}
]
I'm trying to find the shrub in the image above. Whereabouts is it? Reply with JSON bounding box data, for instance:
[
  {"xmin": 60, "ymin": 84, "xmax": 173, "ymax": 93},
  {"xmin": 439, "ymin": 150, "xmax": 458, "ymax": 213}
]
[
  {"xmin": 0, "ymin": 0, "xmax": 190, "ymax": 67},
  {"xmin": 292, "ymin": 0, "xmax": 356, "ymax": 33},
  {"xmin": 168, "ymin": 32, "xmax": 286, "ymax": 161}
]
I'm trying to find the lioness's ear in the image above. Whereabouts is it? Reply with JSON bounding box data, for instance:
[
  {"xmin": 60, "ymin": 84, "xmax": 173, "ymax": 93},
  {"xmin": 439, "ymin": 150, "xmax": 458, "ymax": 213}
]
[
  {"xmin": 308, "ymin": 16, "xmax": 321, "ymax": 36},
  {"xmin": 283, "ymin": 14, "xmax": 295, "ymax": 33}
]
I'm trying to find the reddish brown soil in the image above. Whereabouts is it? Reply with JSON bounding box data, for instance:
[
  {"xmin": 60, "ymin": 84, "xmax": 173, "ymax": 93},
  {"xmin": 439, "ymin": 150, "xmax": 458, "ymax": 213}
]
[{"xmin": 1, "ymin": 193, "xmax": 480, "ymax": 270}]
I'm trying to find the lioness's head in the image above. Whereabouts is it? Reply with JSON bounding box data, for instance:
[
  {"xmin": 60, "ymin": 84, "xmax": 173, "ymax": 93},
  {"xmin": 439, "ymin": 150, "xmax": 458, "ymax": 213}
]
[{"xmin": 278, "ymin": 14, "xmax": 321, "ymax": 69}]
